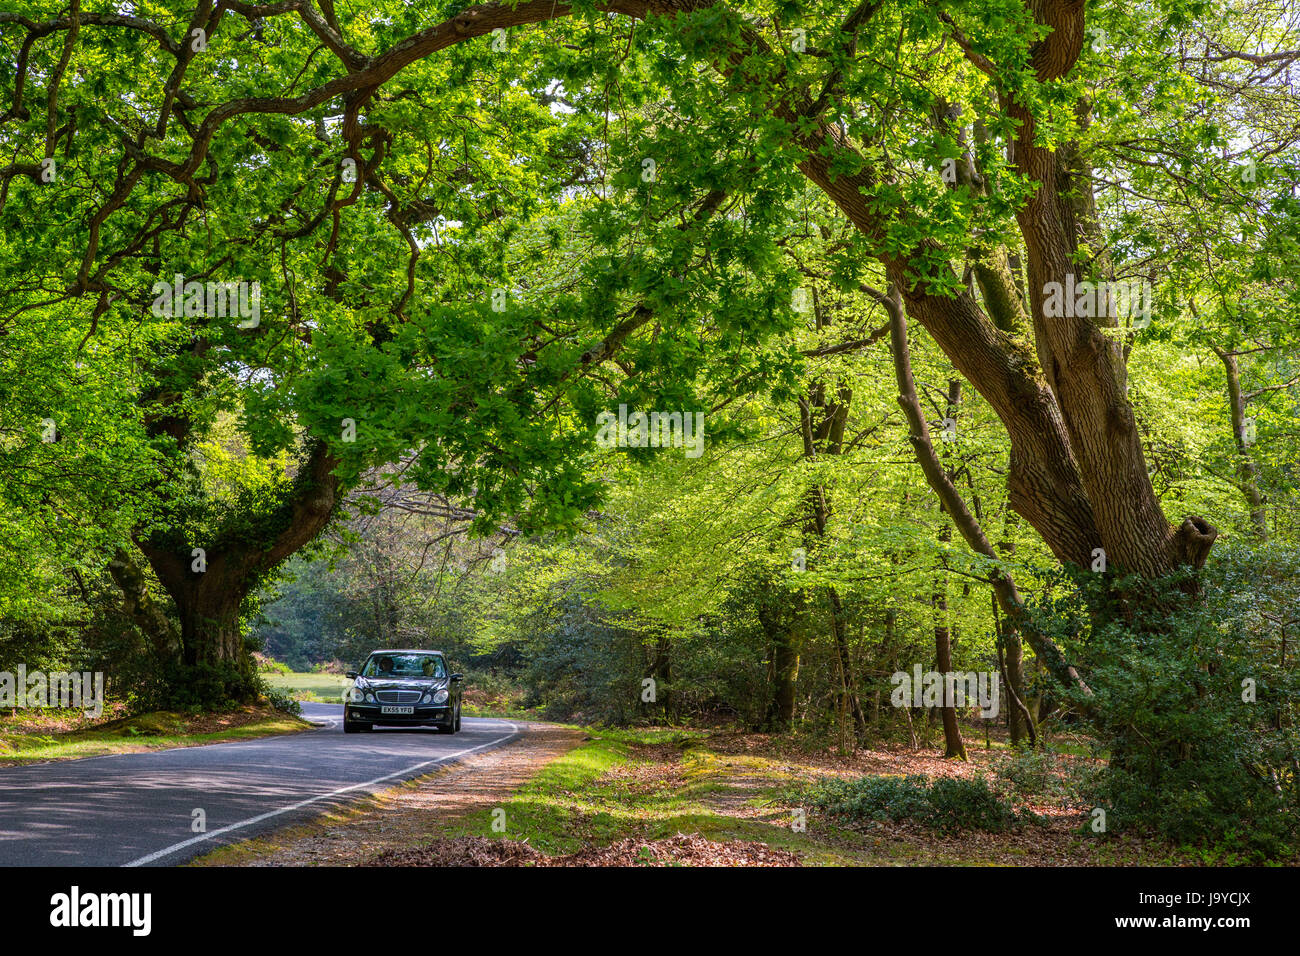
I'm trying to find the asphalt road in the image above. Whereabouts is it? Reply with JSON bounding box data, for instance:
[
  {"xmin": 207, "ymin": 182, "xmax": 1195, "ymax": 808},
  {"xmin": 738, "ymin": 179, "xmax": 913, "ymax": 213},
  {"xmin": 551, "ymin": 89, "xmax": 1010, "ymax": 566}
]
[{"xmin": 0, "ymin": 704, "xmax": 519, "ymax": 867}]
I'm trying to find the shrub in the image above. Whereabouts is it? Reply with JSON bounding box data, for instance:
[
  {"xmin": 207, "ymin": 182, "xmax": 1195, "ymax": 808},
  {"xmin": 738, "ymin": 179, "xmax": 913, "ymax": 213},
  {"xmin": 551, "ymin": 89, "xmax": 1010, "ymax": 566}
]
[
  {"xmin": 994, "ymin": 746, "xmax": 1096, "ymax": 804},
  {"xmin": 805, "ymin": 774, "xmax": 1027, "ymax": 834},
  {"xmin": 262, "ymin": 683, "xmax": 302, "ymax": 717},
  {"xmin": 127, "ymin": 659, "xmax": 261, "ymax": 712},
  {"xmin": 1027, "ymin": 552, "xmax": 1300, "ymax": 861}
]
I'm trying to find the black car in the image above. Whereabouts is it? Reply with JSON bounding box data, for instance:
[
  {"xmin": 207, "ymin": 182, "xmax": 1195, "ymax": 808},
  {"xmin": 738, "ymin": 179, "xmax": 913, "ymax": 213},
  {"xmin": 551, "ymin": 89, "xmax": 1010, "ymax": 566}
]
[{"xmin": 343, "ymin": 650, "xmax": 463, "ymax": 734}]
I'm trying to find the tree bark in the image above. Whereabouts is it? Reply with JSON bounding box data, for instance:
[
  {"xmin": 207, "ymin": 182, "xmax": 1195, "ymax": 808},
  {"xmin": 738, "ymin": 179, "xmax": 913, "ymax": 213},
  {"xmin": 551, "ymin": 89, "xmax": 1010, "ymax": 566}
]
[
  {"xmin": 998, "ymin": 548, "xmax": 1029, "ymax": 745},
  {"xmin": 107, "ymin": 548, "xmax": 182, "ymax": 662},
  {"xmin": 764, "ymin": 632, "xmax": 800, "ymax": 730},
  {"xmin": 756, "ymin": 567, "xmax": 802, "ymax": 730},
  {"xmin": 933, "ymin": 522, "xmax": 968, "ymax": 760},
  {"xmin": 1214, "ymin": 346, "xmax": 1268, "ymax": 540}
]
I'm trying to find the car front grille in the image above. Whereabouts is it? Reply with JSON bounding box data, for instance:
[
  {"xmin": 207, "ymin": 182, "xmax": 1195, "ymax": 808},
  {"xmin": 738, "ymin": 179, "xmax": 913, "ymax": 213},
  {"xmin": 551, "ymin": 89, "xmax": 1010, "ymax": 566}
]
[{"xmin": 376, "ymin": 690, "xmax": 422, "ymax": 704}]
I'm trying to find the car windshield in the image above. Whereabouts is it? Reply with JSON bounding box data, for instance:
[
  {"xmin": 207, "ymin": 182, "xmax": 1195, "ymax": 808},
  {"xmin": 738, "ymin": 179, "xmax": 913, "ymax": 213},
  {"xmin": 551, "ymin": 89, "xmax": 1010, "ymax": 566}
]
[{"xmin": 362, "ymin": 654, "xmax": 446, "ymax": 679}]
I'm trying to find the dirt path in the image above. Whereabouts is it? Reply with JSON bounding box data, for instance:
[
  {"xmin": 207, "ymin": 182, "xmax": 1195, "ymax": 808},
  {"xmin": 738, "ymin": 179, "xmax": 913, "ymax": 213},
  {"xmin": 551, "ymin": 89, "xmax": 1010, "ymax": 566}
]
[{"xmin": 191, "ymin": 722, "xmax": 585, "ymax": 866}]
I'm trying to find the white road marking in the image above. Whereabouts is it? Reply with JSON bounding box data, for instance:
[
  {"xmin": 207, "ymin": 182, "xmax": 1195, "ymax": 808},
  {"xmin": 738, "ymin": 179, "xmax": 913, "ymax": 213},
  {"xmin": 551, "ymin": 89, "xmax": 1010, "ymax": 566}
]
[{"xmin": 123, "ymin": 720, "xmax": 520, "ymax": 867}]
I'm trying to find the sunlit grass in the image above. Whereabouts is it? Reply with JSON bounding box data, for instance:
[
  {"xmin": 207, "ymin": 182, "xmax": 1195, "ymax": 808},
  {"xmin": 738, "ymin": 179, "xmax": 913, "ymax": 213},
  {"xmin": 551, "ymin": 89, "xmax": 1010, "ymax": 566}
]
[
  {"xmin": 0, "ymin": 708, "xmax": 311, "ymax": 764},
  {"xmin": 263, "ymin": 671, "xmax": 352, "ymax": 703}
]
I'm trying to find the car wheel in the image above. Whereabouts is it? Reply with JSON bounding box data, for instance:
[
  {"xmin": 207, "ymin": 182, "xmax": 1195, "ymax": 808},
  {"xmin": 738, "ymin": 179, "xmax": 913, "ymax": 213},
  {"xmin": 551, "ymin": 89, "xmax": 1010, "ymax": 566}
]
[
  {"xmin": 344, "ymin": 717, "xmax": 371, "ymax": 734},
  {"xmin": 443, "ymin": 708, "xmax": 457, "ymax": 735},
  {"xmin": 454, "ymin": 704, "xmax": 461, "ymax": 731}
]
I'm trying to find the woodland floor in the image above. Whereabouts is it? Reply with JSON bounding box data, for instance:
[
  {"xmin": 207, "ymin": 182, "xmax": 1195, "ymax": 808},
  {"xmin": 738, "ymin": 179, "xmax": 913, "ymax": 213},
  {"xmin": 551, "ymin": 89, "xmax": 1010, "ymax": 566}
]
[{"xmin": 191, "ymin": 720, "xmax": 1278, "ymax": 867}]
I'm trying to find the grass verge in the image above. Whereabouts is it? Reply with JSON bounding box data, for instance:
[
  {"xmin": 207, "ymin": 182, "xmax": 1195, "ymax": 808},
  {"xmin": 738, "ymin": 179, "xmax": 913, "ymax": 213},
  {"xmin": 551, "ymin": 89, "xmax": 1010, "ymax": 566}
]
[
  {"xmin": 0, "ymin": 704, "xmax": 312, "ymax": 764},
  {"xmin": 414, "ymin": 728, "xmax": 859, "ymax": 863}
]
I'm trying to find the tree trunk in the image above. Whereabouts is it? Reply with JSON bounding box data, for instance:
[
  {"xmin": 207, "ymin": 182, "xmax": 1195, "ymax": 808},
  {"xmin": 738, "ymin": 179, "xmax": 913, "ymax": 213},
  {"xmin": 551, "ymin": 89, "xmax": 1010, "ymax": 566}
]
[
  {"xmin": 178, "ymin": 593, "xmax": 245, "ymax": 668},
  {"xmin": 996, "ymin": 525, "xmax": 1028, "ymax": 745},
  {"xmin": 649, "ymin": 634, "xmax": 672, "ymax": 722},
  {"xmin": 933, "ymin": 526, "xmax": 968, "ymax": 760},
  {"xmin": 107, "ymin": 548, "xmax": 182, "ymax": 662},
  {"xmin": 1215, "ymin": 346, "xmax": 1268, "ymax": 540},
  {"xmin": 993, "ymin": 590, "xmax": 1035, "ymax": 746},
  {"xmin": 1002, "ymin": 603, "xmax": 1028, "ymax": 745},
  {"xmin": 757, "ymin": 570, "xmax": 802, "ymax": 731},
  {"xmin": 827, "ymin": 586, "xmax": 868, "ymax": 735},
  {"xmin": 135, "ymin": 547, "xmax": 250, "ymax": 669},
  {"xmin": 1003, "ymin": 17, "xmax": 1219, "ymax": 578},
  {"xmin": 766, "ymin": 634, "xmax": 800, "ymax": 729}
]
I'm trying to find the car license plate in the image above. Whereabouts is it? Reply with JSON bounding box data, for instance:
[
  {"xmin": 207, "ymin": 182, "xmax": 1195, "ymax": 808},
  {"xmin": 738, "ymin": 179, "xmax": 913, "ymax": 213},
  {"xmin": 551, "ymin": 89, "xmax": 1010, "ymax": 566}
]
[{"xmin": 381, "ymin": 706, "xmax": 414, "ymax": 715}]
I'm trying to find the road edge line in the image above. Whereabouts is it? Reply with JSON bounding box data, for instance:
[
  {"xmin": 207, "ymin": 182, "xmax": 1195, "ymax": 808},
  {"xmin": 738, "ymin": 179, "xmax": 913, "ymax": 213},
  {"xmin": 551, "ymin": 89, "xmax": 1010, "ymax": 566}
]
[{"xmin": 121, "ymin": 720, "xmax": 521, "ymax": 867}]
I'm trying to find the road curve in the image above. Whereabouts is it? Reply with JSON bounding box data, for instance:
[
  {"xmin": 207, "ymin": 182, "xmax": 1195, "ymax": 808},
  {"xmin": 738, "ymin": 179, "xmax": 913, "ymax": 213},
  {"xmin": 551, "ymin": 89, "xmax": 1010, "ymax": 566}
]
[{"xmin": 0, "ymin": 704, "xmax": 519, "ymax": 867}]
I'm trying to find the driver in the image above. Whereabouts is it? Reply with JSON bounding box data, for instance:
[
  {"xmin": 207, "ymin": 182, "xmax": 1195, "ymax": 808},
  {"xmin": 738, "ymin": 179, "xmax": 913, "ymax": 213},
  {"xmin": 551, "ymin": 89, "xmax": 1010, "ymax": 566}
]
[{"xmin": 377, "ymin": 656, "xmax": 394, "ymax": 675}]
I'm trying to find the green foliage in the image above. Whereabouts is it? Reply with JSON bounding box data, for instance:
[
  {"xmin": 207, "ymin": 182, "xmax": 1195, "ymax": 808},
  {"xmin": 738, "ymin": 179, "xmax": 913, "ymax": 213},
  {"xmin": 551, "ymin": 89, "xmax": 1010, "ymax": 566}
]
[
  {"xmin": 519, "ymin": 598, "xmax": 652, "ymax": 724},
  {"xmin": 0, "ymin": 615, "xmax": 86, "ymax": 676},
  {"xmin": 1030, "ymin": 551, "xmax": 1300, "ymax": 860},
  {"xmin": 130, "ymin": 661, "xmax": 262, "ymax": 714},
  {"xmin": 805, "ymin": 774, "xmax": 1030, "ymax": 834},
  {"xmin": 994, "ymin": 746, "xmax": 1097, "ymax": 803},
  {"xmin": 261, "ymin": 684, "xmax": 303, "ymax": 718},
  {"xmin": 254, "ymin": 655, "xmax": 292, "ymax": 676}
]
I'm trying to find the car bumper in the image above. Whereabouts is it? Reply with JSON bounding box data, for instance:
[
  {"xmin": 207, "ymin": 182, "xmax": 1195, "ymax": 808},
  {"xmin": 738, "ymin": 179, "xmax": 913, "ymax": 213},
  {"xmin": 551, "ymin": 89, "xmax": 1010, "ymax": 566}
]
[{"xmin": 345, "ymin": 704, "xmax": 451, "ymax": 726}]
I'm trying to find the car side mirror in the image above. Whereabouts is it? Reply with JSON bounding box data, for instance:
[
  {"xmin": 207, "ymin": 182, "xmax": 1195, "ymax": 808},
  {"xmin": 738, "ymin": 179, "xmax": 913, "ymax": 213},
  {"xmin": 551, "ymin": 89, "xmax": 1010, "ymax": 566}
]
[
  {"xmin": 345, "ymin": 671, "xmax": 358, "ymax": 679},
  {"xmin": 450, "ymin": 673, "xmax": 463, "ymax": 682}
]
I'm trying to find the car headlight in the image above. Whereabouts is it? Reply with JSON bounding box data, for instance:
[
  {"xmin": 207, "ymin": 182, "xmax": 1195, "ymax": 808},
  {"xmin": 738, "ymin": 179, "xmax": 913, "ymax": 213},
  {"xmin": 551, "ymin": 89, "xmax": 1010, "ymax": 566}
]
[
  {"xmin": 349, "ymin": 686, "xmax": 366, "ymax": 702},
  {"xmin": 365, "ymin": 691, "xmax": 375, "ymax": 702},
  {"xmin": 433, "ymin": 689, "xmax": 449, "ymax": 704},
  {"xmin": 420, "ymin": 692, "xmax": 433, "ymax": 704}
]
